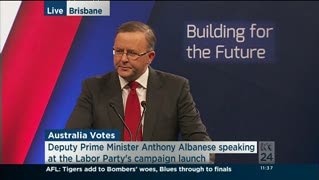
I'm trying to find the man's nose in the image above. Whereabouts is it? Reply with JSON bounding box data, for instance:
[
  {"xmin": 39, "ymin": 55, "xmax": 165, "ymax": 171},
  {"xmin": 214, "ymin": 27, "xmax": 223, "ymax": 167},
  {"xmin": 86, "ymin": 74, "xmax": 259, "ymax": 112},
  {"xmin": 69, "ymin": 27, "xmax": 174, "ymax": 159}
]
[{"xmin": 120, "ymin": 53, "xmax": 129, "ymax": 62}]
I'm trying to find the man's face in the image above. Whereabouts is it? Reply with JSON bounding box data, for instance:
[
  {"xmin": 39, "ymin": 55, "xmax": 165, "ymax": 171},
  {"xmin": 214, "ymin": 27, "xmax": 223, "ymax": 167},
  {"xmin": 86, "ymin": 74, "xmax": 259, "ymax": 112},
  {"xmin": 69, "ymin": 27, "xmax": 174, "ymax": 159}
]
[{"xmin": 113, "ymin": 32, "xmax": 155, "ymax": 82}]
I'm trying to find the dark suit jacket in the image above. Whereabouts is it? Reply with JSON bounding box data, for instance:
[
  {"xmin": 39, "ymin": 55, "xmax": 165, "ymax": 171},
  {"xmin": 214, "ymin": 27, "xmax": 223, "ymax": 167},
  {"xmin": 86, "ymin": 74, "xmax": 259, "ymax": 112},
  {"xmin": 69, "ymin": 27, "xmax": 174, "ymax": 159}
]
[{"xmin": 66, "ymin": 67, "xmax": 211, "ymax": 141}]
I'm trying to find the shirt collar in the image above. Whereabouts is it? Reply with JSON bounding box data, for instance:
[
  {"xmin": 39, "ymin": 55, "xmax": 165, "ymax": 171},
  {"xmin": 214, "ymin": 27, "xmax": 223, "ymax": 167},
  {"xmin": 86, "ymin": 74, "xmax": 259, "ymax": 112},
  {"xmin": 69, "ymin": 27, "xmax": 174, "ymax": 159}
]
[{"xmin": 119, "ymin": 67, "xmax": 149, "ymax": 89}]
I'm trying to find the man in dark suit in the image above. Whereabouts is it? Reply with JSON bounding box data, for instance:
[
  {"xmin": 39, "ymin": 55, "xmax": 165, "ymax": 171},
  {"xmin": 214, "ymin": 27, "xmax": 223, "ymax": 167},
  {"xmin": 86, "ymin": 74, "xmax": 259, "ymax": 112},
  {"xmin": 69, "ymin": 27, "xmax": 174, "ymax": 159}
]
[{"xmin": 66, "ymin": 21, "xmax": 211, "ymax": 141}]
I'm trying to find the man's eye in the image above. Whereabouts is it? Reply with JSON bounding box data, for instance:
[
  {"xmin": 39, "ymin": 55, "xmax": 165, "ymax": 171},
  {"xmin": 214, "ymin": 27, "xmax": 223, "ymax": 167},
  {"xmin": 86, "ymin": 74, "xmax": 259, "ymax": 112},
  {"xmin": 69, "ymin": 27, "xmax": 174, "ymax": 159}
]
[
  {"xmin": 127, "ymin": 51, "xmax": 135, "ymax": 54},
  {"xmin": 127, "ymin": 51, "xmax": 138, "ymax": 56}
]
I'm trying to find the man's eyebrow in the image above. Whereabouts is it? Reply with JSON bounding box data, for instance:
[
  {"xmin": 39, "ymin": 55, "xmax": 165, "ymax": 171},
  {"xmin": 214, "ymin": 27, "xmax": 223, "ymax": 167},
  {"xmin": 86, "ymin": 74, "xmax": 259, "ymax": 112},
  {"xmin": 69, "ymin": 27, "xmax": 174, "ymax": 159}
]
[{"xmin": 114, "ymin": 48, "xmax": 137, "ymax": 52}]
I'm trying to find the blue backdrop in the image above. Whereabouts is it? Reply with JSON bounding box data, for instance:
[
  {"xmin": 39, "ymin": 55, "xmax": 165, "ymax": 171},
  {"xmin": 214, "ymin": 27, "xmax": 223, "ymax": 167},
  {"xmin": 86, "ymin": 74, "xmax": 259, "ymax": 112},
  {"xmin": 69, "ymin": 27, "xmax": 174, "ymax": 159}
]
[{"xmin": 22, "ymin": 1, "xmax": 319, "ymax": 164}]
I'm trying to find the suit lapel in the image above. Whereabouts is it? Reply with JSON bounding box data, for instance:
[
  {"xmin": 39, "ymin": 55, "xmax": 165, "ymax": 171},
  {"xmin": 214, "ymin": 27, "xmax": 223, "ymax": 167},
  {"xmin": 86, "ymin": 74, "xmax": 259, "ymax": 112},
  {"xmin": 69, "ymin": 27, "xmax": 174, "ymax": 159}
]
[
  {"xmin": 101, "ymin": 71, "xmax": 125, "ymax": 134},
  {"xmin": 143, "ymin": 67, "xmax": 163, "ymax": 140}
]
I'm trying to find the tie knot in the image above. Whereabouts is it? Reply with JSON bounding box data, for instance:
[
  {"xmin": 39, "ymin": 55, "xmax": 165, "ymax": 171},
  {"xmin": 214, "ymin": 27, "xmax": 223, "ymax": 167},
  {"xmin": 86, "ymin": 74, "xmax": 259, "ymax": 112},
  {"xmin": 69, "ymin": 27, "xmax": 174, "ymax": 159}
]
[{"xmin": 128, "ymin": 81, "xmax": 139, "ymax": 90}]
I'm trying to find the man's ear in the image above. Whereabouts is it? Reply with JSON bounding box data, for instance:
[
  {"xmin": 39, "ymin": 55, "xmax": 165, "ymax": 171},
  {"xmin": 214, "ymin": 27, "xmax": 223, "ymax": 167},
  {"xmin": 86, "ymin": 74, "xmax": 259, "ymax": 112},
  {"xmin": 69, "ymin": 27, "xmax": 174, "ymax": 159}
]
[{"xmin": 148, "ymin": 51, "xmax": 156, "ymax": 63}]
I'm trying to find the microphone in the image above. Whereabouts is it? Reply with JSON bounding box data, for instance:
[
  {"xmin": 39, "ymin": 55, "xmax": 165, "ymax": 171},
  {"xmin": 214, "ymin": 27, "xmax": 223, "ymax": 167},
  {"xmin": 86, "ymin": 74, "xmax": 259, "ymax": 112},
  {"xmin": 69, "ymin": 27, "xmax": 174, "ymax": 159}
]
[
  {"xmin": 109, "ymin": 103, "xmax": 132, "ymax": 141},
  {"xmin": 135, "ymin": 101, "xmax": 147, "ymax": 141}
]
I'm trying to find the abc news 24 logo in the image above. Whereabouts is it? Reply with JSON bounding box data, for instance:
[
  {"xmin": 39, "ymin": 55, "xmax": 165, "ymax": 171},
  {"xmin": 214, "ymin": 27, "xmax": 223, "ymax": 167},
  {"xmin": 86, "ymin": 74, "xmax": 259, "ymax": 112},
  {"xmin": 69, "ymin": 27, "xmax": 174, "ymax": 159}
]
[{"xmin": 258, "ymin": 141, "xmax": 275, "ymax": 164}]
